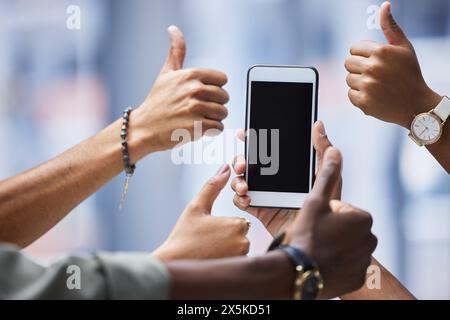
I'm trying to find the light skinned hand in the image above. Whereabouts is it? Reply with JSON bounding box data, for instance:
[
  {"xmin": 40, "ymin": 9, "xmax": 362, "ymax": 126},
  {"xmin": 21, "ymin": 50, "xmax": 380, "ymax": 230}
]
[
  {"xmin": 129, "ymin": 26, "xmax": 230, "ymax": 162},
  {"xmin": 231, "ymin": 121, "xmax": 342, "ymax": 238},
  {"xmin": 344, "ymin": 1, "xmax": 441, "ymax": 129},
  {"xmin": 152, "ymin": 164, "xmax": 250, "ymax": 261}
]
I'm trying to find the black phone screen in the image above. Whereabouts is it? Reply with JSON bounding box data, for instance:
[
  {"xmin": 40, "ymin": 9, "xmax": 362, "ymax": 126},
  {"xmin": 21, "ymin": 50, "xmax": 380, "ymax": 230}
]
[{"xmin": 247, "ymin": 81, "xmax": 314, "ymax": 193}]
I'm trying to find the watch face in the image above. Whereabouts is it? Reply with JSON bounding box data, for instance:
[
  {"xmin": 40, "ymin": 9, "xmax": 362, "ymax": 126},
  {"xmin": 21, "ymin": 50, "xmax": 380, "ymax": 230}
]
[
  {"xmin": 301, "ymin": 276, "xmax": 320, "ymax": 300},
  {"xmin": 411, "ymin": 113, "xmax": 443, "ymax": 145},
  {"xmin": 300, "ymin": 270, "xmax": 323, "ymax": 300}
]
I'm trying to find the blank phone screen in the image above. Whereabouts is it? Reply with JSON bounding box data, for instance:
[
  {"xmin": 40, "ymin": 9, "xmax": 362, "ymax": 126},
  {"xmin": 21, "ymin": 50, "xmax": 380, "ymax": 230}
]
[{"xmin": 247, "ymin": 81, "xmax": 313, "ymax": 193}]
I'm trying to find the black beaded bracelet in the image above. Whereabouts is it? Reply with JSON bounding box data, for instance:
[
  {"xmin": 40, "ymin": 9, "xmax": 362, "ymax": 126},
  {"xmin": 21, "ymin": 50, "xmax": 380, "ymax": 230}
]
[
  {"xmin": 119, "ymin": 107, "xmax": 136, "ymax": 209},
  {"xmin": 121, "ymin": 107, "xmax": 136, "ymax": 175}
]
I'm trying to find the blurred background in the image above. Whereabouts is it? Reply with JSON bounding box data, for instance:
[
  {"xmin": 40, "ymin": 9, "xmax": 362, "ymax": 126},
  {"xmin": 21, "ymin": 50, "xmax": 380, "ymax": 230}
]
[{"xmin": 0, "ymin": 0, "xmax": 449, "ymax": 299}]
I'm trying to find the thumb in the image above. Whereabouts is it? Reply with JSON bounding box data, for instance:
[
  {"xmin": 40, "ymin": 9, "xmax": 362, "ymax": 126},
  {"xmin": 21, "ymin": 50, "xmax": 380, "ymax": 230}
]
[
  {"xmin": 309, "ymin": 147, "xmax": 342, "ymax": 203},
  {"xmin": 312, "ymin": 121, "xmax": 333, "ymax": 173},
  {"xmin": 161, "ymin": 25, "xmax": 186, "ymax": 73},
  {"xmin": 380, "ymin": 2, "xmax": 411, "ymax": 47},
  {"xmin": 192, "ymin": 164, "xmax": 231, "ymax": 213}
]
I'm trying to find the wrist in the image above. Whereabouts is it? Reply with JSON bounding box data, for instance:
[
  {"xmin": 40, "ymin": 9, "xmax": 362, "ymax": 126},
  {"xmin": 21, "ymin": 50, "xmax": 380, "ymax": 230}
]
[
  {"xmin": 126, "ymin": 107, "xmax": 160, "ymax": 162},
  {"xmin": 401, "ymin": 87, "xmax": 442, "ymax": 129},
  {"xmin": 151, "ymin": 246, "xmax": 174, "ymax": 262},
  {"xmin": 253, "ymin": 251, "xmax": 295, "ymax": 299}
]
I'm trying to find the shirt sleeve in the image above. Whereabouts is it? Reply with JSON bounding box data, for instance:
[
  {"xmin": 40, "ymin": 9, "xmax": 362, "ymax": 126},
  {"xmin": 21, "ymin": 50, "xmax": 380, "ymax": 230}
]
[{"xmin": 0, "ymin": 244, "xmax": 170, "ymax": 300}]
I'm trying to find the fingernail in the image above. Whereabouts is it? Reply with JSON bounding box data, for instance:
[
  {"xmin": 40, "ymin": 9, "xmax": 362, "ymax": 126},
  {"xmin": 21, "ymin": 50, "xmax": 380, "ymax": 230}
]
[
  {"xmin": 238, "ymin": 197, "xmax": 248, "ymax": 205},
  {"xmin": 237, "ymin": 159, "xmax": 246, "ymax": 167},
  {"xmin": 216, "ymin": 164, "xmax": 229, "ymax": 175},
  {"xmin": 236, "ymin": 182, "xmax": 244, "ymax": 193},
  {"xmin": 317, "ymin": 121, "xmax": 327, "ymax": 137}
]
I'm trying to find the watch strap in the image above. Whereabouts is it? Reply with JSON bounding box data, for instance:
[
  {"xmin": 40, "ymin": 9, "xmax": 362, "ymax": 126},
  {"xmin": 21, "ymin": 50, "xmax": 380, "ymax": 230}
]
[
  {"xmin": 434, "ymin": 96, "xmax": 450, "ymax": 122},
  {"xmin": 279, "ymin": 245, "xmax": 316, "ymax": 271},
  {"xmin": 267, "ymin": 232, "xmax": 286, "ymax": 252}
]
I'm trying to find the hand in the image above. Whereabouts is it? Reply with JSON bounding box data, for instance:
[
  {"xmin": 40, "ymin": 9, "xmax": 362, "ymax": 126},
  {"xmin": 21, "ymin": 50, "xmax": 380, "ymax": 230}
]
[
  {"xmin": 288, "ymin": 148, "xmax": 377, "ymax": 299},
  {"xmin": 129, "ymin": 26, "xmax": 229, "ymax": 161},
  {"xmin": 231, "ymin": 121, "xmax": 342, "ymax": 237},
  {"xmin": 152, "ymin": 164, "xmax": 250, "ymax": 261},
  {"xmin": 344, "ymin": 1, "xmax": 442, "ymax": 129}
]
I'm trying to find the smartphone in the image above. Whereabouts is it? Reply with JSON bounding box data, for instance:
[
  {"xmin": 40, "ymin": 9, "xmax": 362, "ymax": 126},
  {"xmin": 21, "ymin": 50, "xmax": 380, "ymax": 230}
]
[{"xmin": 245, "ymin": 65, "xmax": 318, "ymax": 209}]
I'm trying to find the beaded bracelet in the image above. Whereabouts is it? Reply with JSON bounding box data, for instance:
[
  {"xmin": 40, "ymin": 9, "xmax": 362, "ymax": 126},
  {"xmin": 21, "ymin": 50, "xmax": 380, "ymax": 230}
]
[{"xmin": 119, "ymin": 107, "xmax": 136, "ymax": 210}]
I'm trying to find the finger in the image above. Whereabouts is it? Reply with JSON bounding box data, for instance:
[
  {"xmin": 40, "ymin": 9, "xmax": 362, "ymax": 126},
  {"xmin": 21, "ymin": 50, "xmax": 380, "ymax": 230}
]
[
  {"xmin": 380, "ymin": 1, "xmax": 411, "ymax": 47},
  {"xmin": 237, "ymin": 129, "xmax": 246, "ymax": 142},
  {"xmin": 186, "ymin": 68, "xmax": 228, "ymax": 86},
  {"xmin": 329, "ymin": 200, "xmax": 356, "ymax": 213},
  {"xmin": 192, "ymin": 164, "xmax": 230, "ymax": 213},
  {"xmin": 199, "ymin": 102, "xmax": 228, "ymax": 121},
  {"xmin": 201, "ymin": 119, "xmax": 224, "ymax": 136},
  {"xmin": 350, "ymin": 40, "xmax": 381, "ymax": 58},
  {"xmin": 193, "ymin": 85, "xmax": 230, "ymax": 105},
  {"xmin": 310, "ymin": 147, "xmax": 342, "ymax": 201},
  {"xmin": 232, "ymin": 155, "xmax": 246, "ymax": 175},
  {"xmin": 231, "ymin": 176, "xmax": 248, "ymax": 196},
  {"xmin": 344, "ymin": 55, "xmax": 370, "ymax": 74},
  {"xmin": 348, "ymin": 89, "xmax": 365, "ymax": 109},
  {"xmin": 312, "ymin": 121, "xmax": 333, "ymax": 172},
  {"xmin": 312, "ymin": 122, "xmax": 342, "ymax": 200},
  {"xmin": 346, "ymin": 73, "xmax": 365, "ymax": 91},
  {"xmin": 330, "ymin": 200, "xmax": 373, "ymax": 231},
  {"xmin": 161, "ymin": 25, "xmax": 186, "ymax": 73},
  {"xmin": 218, "ymin": 216, "xmax": 250, "ymax": 235},
  {"xmin": 233, "ymin": 194, "xmax": 251, "ymax": 211}
]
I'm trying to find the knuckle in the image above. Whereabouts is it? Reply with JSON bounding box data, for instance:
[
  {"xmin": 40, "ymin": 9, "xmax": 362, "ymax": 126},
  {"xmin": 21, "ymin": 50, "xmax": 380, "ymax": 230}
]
[
  {"xmin": 231, "ymin": 177, "xmax": 239, "ymax": 191},
  {"xmin": 181, "ymin": 69, "xmax": 197, "ymax": 82},
  {"xmin": 359, "ymin": 79, "xmax": 375, "ymax": 95},
  {"xmin": 369, "ymin": 234, "xmax": 378, "ymax": 252},
  {"xmin": 232, "ymin": 194, "xmax": 241, "ymax": 207},
  {"xmin": 305, "ymin": 195, "xmax": 325, "ymax": 208},
  {"xmin": 186, "ymin": 68, "xmax": 200, "ymax": 79},
  {"xmin": 373, "ymin": 45, "xmax": 390, "ymax": 58},
  {"xmin": 365, "ymin": 61, "xmax": 382, "ymax": 76},
  {"xmin": 188, "ymin": 100, "xmax": 204, "ymax": 113},
  {"xmin": 187, "ymin": 201, "xmax": 202, "ymax": 213},
  {"xmin": 233, "ymin": 218, "xmax": 248, "ymax": 232},
  {"xmin": 188, "ymin": 85, "xmax": 206, "ymax": 98},
  {"xmin": 360, "ymin": 92, "xmax": 370, "ymax": 106},
  {"xmin": 360, "ymin": 77, "xmax": 374, "ymax": 90},
  {"xmin": 348, "ymin": 89, "xmax": 355, "ymax": 101},
  {"xmin": 344, "ymin": 57, "xmax": 351, "ymax": 71},
  {"xmin": 362, "ymin": 211, "xmax": 374, "ymax": 229},
  {"xmin": 206, "ymin": 176, "xmax": 221, "ymax": 190},
  {"xmin": 345, "ymin": 73, "xmax": 352, "ymax": 86},
  {"xmin": 239, "ymin": 238, "xmax": 250, "ymax": 254}
]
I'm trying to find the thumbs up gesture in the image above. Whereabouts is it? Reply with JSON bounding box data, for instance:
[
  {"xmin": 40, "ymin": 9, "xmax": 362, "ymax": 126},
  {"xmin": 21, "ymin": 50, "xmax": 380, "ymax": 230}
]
[
  {"xmin": 152, "ymin": 164, "xmax": 251, "ymax": 261},
  {"xmin": 345, "ymin": 2, "xmax": 441, "ymax": 128},
  {"xmin": 288, "ymin": 148, "xmax": 377, "ymax": 299},
  {"xmin": 130, "ymin": 26, "xmax": 229, "ymax": 161}
]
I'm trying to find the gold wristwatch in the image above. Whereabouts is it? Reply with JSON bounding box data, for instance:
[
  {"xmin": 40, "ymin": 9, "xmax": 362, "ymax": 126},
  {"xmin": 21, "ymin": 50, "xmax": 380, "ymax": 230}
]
[
  {"xmin": 267, "ymin": 233, "xmax": 323, "ymax": 300},
  {"xmin": 279, "ymin": 245, "xmax": 324, "ymax": 300}
]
